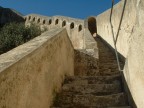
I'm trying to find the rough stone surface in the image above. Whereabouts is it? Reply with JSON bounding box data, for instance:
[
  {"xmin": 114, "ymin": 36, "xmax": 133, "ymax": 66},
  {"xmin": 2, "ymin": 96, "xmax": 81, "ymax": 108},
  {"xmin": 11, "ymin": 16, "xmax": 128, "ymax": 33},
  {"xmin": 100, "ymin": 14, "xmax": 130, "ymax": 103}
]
[
  {"xmin": 64, "ymin": 74, "xmax": 121, "ymax": 84},
  {"xmin": 74, "ymin": 49, "xmax": 99, "ymax": 76},
  {"xmin": 52, "ymin": 38, "xmax": 130, "ymax": 108}
]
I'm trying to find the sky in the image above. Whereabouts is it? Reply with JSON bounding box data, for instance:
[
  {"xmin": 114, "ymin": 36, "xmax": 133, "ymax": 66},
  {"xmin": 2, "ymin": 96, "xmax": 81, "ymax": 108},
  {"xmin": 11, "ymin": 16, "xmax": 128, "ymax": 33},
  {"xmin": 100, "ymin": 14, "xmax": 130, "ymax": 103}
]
[{"xmin": 0, "ymin": 0, "xmax": 120, "ymax": 19}]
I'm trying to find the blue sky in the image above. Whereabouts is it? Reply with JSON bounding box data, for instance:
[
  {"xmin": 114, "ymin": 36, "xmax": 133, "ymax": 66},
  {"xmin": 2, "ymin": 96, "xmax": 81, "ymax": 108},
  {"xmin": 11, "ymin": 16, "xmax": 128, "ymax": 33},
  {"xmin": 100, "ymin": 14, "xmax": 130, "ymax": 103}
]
[{"xmin": 0, "ymin": 0, "xmax": 120, "ymax": 19}]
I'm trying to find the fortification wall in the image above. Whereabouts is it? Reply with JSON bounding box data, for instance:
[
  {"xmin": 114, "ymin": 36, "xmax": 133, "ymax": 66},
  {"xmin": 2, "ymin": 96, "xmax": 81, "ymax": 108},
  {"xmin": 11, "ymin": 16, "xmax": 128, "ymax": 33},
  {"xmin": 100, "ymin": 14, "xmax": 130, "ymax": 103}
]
[
  {"xmin": 0, "ymin": 28, "xmax": 74, "ymax": 108},
  {"xmin": 97, "ymin": 0, "xmax": 136, "ymax": 57},
  {"xmin": 123, "ymin": 0, "xmax": 144, "ymax": 107},
  {"xmin": 96, "ymin": 0, "xmax": 144, "ymax": 107},
  {"xmin": 24, "ymin": 14, "xmax": 84, "ymax": 49}
]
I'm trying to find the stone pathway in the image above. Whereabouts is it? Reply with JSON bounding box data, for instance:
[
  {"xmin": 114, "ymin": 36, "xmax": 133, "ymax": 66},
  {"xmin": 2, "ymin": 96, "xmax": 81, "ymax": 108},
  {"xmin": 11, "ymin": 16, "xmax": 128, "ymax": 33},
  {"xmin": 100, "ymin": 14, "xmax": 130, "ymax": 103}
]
[{"xmin": 51, "ymin": 37, "xmax": 131, "ymax": 108}]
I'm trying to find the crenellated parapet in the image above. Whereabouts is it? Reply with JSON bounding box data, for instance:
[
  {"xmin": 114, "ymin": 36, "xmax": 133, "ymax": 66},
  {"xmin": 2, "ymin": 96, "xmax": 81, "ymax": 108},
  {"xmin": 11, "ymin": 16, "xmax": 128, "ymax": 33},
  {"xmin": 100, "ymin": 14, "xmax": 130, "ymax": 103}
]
[
  {"xmin": 24, "ymin": 14, "xmax": 85, "ymax": 49},
  {"xmin": 24, "ymin": 14, "xmax": 84, "ymax": 31}
]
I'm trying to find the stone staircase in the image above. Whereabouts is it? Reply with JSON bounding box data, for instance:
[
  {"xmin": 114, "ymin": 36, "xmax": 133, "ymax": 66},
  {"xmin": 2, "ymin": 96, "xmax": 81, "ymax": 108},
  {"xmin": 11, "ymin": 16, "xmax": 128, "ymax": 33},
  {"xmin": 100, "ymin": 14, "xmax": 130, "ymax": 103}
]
[{"xmin": 51, "ymin": 37, "xmax": 131, "ymax": 108}]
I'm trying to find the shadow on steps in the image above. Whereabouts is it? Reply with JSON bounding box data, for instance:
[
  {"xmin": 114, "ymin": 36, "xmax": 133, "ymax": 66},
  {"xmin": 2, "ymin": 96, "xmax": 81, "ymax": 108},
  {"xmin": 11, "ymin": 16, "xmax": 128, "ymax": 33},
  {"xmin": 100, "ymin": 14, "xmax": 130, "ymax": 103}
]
[
  {"xmin": 51, "ymin": 35, "xmax": 137, "ymax": 108},
  {"xmin": 95, "ymin": 35, "xmax": 137, "ymax": 108}
]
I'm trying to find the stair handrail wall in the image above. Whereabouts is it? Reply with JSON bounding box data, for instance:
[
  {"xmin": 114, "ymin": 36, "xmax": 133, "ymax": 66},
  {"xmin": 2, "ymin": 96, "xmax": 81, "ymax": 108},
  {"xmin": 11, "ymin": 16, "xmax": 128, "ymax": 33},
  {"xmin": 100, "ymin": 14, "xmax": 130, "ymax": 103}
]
[{"xmin": 110, "ymin": 0, "xmax": 127, "ymax": 72}]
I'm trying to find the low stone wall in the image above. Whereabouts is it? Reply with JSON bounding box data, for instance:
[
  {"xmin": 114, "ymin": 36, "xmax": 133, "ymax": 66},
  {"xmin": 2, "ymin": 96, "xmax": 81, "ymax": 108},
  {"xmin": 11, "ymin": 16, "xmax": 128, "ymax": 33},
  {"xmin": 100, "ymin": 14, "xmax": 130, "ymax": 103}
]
[{"xmin": 0, "ymin": 28, "xmax": 74, "ymax": 108}]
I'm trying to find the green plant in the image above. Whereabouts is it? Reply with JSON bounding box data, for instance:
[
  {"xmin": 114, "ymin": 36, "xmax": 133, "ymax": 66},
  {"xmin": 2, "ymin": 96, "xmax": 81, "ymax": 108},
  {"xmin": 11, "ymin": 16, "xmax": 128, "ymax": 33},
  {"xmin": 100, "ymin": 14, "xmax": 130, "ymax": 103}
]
[
  {"xmin": 0, "ymin": 22, "xmax": 42, "ymax": 54},
  {"xmin": 23, "ymin": 23, "xmax": 41, "ymax": 42},
  {"xmin": 42, "ymin": 26, "xmax": 48, "ymax": 33}
]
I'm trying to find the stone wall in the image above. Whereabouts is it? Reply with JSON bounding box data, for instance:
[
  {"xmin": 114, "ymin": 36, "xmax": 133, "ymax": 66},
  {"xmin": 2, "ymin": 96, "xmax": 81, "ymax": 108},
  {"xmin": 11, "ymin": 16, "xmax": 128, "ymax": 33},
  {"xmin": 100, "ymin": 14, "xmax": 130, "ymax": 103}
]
[
  {"xmin": 96, "ymin": 0, "xmax": 144, "ymax": 107},
  {"xmin": 123, "ymin": 0, "xmax": 144, "ymax": 107},
  {"xmin": 0, "ymin": 28, "xmax": 74, "ymax": 108},
  {"xmin": 74, "ymin": 27, "xmax": 99, "ymax": 77},
  {"xmin": 25, "ymin": 14, "xmax": 84, "ymax": 49},
  {"xmin": 97, "ymin": 0, "xmax": 136, "ymax": 57}
]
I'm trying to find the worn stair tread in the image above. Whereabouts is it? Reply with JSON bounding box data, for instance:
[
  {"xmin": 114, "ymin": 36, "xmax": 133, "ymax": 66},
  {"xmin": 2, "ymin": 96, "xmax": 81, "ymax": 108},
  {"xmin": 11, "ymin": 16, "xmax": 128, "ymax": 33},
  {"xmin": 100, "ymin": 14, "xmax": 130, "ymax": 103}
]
[
  {"xmin": 62, "ymin": 83, "xmax": 122, "ymax": 95},
  {"xmin": 74, "ymin": 68, "xmax": 99, "ymax": 76},
  {"xmin": 59, "ymin": 106, "xmax": 93, "ymax": 108},
  {"xmin": 108, "ymin": 106, "xmax": 131, "ymax": 108},
  {"xmin": 74, "ymin": 70, "xmax": 120, "ymax": 76},
  {"xmin": 55, "ymin": 92, "xmax": 128, "ymax": 107},
  {"xmin": 64, "ymin": 74, "xmax": 121, "ymax": 84},
  {"xmin": 97, "ymin": 72, "xmax": 120, "ymax": 76},
  {"xmin": 52, "ymin": 106, "xmax": 131, "ymax": 108}
]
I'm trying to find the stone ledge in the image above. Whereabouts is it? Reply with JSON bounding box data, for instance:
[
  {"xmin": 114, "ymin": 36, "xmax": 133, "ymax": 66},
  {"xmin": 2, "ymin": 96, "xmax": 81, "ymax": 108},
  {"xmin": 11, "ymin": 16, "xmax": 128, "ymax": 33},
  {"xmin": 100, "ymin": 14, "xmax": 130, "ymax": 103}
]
[{"xmin": 0, "ymin": 28, "xmax": 66, "ymax": 72}]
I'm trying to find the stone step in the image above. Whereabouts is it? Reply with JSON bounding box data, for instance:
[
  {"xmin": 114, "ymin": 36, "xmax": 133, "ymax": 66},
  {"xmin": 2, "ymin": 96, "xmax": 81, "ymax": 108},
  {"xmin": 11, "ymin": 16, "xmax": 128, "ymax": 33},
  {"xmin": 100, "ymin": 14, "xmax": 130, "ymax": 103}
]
[
  {"xmin": 99, "ymin": 63, "xmax": 122, "ymax": 67},
  {"xmin": 99, "ymin": 62, "xmax": 121, "ymax": 65},
  {"xmin": 62, "ymin": 83, "xmax": 122, "ymax": 95},
  {"xmin": 100, "ymin": 67, "xmax": 118, "ymax": 70},
  {"xmin": 99, "ymin": 64, "xmax": 119, "ymax": 66},
  {"xmin": 100, "ymin": 62, "xmax": 123, "ymax": 64},
  {"xmin": 52, "ymin": 106, "xmax": 131, "ymax": 108},
  {"xmin": 54, "ymin": 92, "xmax": 128, "ymax": 107},
  {"xmin": 99, "ymin": 53, "xmax": 114, "ymax": 55},
  {"xmin": 100, "ymin": 57, "xmax": 115, "ymax": 59},
  {"xmin": 51, "ymin": 39, "xmax": 129, "ymax": 108},
  {"xmin": 64, "ymin": 74, "xmax": 121, "ymax": 84},
  {"xmin": 99, "ymin": 60, "xmax": 118, "ymax": 63},
  {"xmin": 74, "ymin": 69, "xmax": 99, "ymax": 76},
  {"xmin": 99, "ymin": 68, "xmax": 119, "ymax": 71},
  {"xmin": 100, "ymin": 57, "xmax": 115, "ymax": 58},
  {"xmin": 99, "ymin": 56, "xmax": 115, "ymax": 58},
  {"xmin": 75, "ymin": 69, "xmax": 120, "ymax": 76},
  {"xmin": 99, "ymin": 49, "xmax": 110, "ymax": 51},
  {"xmin": 100, "ymin": 56, "xmax": 115, "ymax": 58},
  {"xmin": 97, "ymin": 72, "xmax": 120, "ymax": 76},
  {"xmin": 108, "ymin": 107, "xmax": 131, "ymax": 108},
  {"xmin": 99, "ymin": 53, "xmax": 113, "ymax": 55},
  {"xmin": 99, "ymin": 48, "xmax": 110, "ymax": 50},
  {"xmin": 98, "ymin": 51, "xmax": 113, "ymax": 53},
  {"xmin": 99, "ymin": 68, "xmax": 119, "ymax": 72},
  {"xmin": 99, "ymin": 69, "xmax": 119, "ymax": 72},
  {"xmin": 99, "ymin": 62, "xmax": 118, "ymax": 64},
  {"xmin": 75, "ymin": 64, "xmax": 98, "ymax": 69}
]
